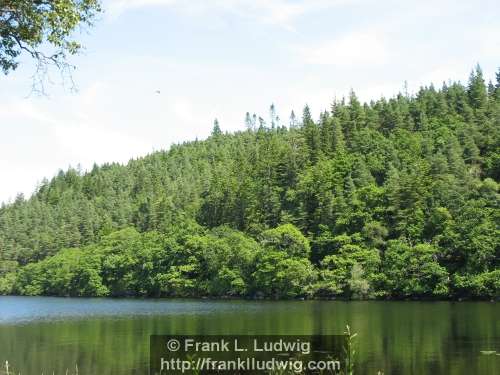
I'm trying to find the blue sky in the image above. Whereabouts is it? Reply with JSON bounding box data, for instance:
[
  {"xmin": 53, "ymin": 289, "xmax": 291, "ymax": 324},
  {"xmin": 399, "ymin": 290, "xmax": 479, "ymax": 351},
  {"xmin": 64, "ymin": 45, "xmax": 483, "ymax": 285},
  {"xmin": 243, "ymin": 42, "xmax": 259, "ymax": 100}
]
[{"xmin": 1, "ymin": 0, "xmax": 499, "ymax": 203}]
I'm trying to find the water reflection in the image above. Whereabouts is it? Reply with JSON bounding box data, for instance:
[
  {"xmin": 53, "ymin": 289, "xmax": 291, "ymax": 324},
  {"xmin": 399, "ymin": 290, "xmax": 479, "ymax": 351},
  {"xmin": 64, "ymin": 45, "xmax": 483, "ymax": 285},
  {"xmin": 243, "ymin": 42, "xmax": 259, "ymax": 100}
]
[{"xmin": 0, "ymin": 297, "xmax": 498, "ymax": 374}]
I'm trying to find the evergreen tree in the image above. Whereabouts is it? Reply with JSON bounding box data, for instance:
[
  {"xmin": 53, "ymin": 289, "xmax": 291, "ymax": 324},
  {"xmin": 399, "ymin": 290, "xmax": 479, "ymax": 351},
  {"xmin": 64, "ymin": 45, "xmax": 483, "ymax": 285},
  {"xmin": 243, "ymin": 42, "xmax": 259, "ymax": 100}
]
[
  {"xmin": 211, "ymin": 119, "xmax": 222, "ymax": 136},
  {"xmin": 302, "ymin": 105, "xmax": 321, "ymax": 163},
  {"xmin": 467, "ymin": 64, "xmax": 488, "ymax": 112},
  {"xmin": 1, "ymin": 66, "xmax": 499, "ymax": 300}
]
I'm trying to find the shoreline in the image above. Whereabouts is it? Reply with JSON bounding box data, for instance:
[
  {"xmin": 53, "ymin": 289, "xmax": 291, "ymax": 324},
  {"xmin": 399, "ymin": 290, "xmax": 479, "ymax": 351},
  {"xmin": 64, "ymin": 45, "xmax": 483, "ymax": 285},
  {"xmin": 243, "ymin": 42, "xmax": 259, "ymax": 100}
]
[{"xmin": 1, "ymin": 294, "xmax": 497, "ymax": 302}]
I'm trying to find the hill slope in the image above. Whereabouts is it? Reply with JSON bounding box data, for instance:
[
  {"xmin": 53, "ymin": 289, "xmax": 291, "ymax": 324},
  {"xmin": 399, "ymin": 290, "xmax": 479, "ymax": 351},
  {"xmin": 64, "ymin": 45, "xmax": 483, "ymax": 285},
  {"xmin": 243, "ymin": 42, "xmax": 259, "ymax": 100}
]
[{"xmin": 0, "ymin": 66, "xmax": 499, "ymax": 299}]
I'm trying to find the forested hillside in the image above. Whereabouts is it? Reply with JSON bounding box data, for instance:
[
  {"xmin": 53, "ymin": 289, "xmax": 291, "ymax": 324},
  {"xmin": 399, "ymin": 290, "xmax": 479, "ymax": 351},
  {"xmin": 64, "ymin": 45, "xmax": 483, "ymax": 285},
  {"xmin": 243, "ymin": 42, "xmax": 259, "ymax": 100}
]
[{"xmin": 0, "ymin": 66, "xmax": 499, "ymax": 299}]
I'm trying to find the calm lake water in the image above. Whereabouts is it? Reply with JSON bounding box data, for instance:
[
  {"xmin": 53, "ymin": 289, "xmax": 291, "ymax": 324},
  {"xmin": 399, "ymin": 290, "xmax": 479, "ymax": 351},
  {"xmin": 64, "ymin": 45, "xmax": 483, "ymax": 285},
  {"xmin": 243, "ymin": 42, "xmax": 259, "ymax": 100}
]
[{"xmin": 0, "ymin": 297, "xmax": 498, "ymax": 374}]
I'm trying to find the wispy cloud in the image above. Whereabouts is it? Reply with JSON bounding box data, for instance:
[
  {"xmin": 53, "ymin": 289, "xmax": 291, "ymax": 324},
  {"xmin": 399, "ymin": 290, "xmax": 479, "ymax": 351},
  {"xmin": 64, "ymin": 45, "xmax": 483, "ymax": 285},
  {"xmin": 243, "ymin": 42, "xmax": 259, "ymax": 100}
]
[
  {"xmin": 105, "ymin": 0, "xmax": 355, "ymax": 30},
  {"xmin": 476, "ymin": 26, "xmax": 500, "ymax": 60},
  {"xmin": 2, "ymin": 0, "xmax": 499, "ymax": 202},
  {"xmin": 107, "ymin": 0, "xmax": 176, "ymax": 16},
  {"xmin": 297, "ymin": 30, "xmax": 388, "ymax": 67}
]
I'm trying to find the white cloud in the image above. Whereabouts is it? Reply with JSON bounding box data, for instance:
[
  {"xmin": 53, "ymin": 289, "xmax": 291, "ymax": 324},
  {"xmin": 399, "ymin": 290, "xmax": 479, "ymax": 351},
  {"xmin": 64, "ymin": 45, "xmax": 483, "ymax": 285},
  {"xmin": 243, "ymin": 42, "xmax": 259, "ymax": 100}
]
[
  {"xmin": 298, "ymin": 30, "xmax": 388, "ymax": 66},
  {"xmin": 2, "ymin": 0, "xmax": 498, "ymax": 203},
  {"xmin": 476, "ymin": 26, "xmax": 500, "ymax": 60},
  {"xmin": 106, "ymin": 0, "xmax": 176, "ymax": 17},
  {"xmin": 105, "ymin": 0, "xmax": 356, "ymax": 29},
  {"xmin": 0, "ymin": 75, "xmax": 200, "ymax": 202},
  {"xmin": 418, "ymin": 63, "xmax": 471, "ymax": 87}
]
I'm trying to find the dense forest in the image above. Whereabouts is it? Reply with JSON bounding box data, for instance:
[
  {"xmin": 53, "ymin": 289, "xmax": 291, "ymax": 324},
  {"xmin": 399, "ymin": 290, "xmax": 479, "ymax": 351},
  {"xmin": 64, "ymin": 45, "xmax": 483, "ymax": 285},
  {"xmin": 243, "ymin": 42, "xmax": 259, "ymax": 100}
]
[{"xmin": 0, "ymin": 66, "xmax": 498, "ymax": 300}]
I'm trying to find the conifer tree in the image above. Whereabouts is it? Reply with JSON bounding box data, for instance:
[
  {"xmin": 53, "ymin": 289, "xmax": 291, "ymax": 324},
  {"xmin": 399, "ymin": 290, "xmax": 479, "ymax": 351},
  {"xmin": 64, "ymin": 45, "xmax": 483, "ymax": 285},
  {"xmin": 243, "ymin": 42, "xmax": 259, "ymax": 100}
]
[
  {"xmin": 302, "ymin": 105, "xmax": 321, "ymax": 163},
  {"xmin": 211, "ymin": 119, "xmax": 222, "ymax": 136},
  {"xmin": 467, "ymin": 64, "xmax": 488, "ymax": 111}
]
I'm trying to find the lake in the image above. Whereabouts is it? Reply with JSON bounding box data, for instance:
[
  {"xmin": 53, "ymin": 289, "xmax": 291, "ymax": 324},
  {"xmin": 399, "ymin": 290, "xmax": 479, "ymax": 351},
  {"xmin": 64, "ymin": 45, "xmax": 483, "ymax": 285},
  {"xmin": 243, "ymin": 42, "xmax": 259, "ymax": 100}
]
[{"xmin": 0, "ymin": 297, "xmax": 498, "ymax": 374}]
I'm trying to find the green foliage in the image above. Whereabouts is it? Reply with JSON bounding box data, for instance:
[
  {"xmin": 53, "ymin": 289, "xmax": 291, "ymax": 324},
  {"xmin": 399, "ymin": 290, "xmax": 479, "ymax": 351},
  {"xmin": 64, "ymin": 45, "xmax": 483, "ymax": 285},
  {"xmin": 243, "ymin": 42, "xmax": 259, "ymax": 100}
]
[
  {"xmin": 15, "ymin": 247, "xmax": 108, "ymax": 296},
  {"xmin": 452, "ymin": 270, "xmax": 500, "ymax": 299},
  {"xmin": 0, "ymin": 0, "xmax": 102, "ymax": 91},
  {"xmin": 382, "ymin": 241, "xmax": 449, "ymax": 298},
  {"xmin": 8, "ymin": 225, "xmax": 316, "ymax": 299},
  {"xmin": 316, "ymin": 243, "xmax": 381, "ymax": 298},
  {"xmin": 181, "ymin": 226, "xmax": 258, "ymax": 296},
  {"xmin": 1, "ymin": 66, "xmax": 499, "ymax": 299},
  {"xmin": 0, "ymin": 261, "xmax": 16, "ymax": 294},
  {"xmin": 260, "ymin": 224, "xmax": 310, "ymax": 258},
  {"xmin": 252, "ymin": 250, "xmax": 316, "ymax": 299}
]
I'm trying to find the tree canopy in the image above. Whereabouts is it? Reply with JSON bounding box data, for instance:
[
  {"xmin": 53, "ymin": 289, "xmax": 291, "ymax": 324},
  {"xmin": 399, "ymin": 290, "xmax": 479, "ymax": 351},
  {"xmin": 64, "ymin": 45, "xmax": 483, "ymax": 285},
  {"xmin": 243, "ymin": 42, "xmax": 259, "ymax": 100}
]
[
  {"xmin": 0, "ymin": 66, "xmax": 499, "ymax": 300},
  {"xmin": 0, "ymin": 0, "xmax": 102, "ymax": 90}
]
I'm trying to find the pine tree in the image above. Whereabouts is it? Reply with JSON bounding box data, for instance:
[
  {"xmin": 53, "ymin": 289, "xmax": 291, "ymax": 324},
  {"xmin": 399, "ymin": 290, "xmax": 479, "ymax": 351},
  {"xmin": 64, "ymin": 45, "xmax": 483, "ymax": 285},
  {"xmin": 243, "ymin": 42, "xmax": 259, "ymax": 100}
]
[
  {"xmin": 245, "ymin": 112, "xmax": 254, "ymax": 131},
  {"xmin": 269, "ymin": 104, "xmax": 278, "ymax": 129},
  {"xmin": 211, "ymin": 119, "xmax": 222, "ymax": 137},
  {"xmin": 319, "ymin": 111, "xmax": 333, "ymax": 155},
  {"xmin": 467, "ymin": 64, "xmax": 488, "ymax": 112},
  {"xmin": 494, "ymin": 68, "xmax": 500, "ymax": 101},
  {"xmin": 302, "ymin": 105, "xmax": 321, "ymax": 163},
  {"xmin": 1, "ymin": 68, "xmax": 499, "ymax": 299},
  {"xmin": 348, "ymin": 90, "xmax": 365, "ymax": 132},
  {"xmin": 289, "ymin": 110, "xmax": 298, "ymax": 129},
  {"xmin": 332, "ymin": 118, "xmax": 345, "ymax": 153}
]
